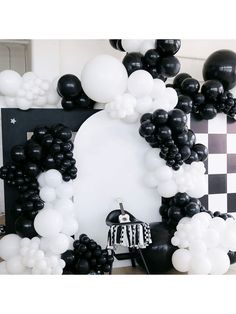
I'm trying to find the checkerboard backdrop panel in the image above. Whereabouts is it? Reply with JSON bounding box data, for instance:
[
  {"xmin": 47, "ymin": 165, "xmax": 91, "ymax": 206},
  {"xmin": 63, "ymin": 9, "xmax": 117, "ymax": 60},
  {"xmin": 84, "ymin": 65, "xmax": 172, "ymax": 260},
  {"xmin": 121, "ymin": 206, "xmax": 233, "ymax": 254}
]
[{"xmin": 190, "ymin": 113, "xmax": 236, "ymax": 213}]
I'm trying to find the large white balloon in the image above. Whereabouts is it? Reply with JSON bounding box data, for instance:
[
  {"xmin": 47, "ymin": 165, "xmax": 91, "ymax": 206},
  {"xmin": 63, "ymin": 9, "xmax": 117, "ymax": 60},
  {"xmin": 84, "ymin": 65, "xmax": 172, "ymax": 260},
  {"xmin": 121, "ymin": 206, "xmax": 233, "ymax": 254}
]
[
  {"xmin": 34, "ymin": 209, "xmax": 63, "ymax": 237},
  {"xmin": 39, "ymin": 186, "xmax": 57, "ymax": 202},
  {"xmin": 0, "ymin": 70, "xmax": 22, "ymax": 96},
  {"xmin": 127, "ymin": 70, "xmax": 153, "ymax": 98},
  {"xmin": 0, "ymin": 234, "xmax": 21, "ymax": 260},
  {"xmin": 81, "ymin": 55, "xmax": 128, "ymax": 103},
  {"xmin": 56, "ymin": 182, "xmax": 74, "ymax": 199},
  {"xmin": 207, "ymin": 248, "xmax": 230, "ymax": 275}
]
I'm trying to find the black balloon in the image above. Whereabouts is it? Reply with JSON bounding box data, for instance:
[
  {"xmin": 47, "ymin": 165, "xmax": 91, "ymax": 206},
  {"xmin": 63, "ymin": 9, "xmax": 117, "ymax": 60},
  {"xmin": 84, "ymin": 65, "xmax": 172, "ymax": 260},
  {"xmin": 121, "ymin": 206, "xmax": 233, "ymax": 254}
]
[
  {"xmin": 122, "ymin": 53, "xmax": 143, "ymax": 76},
  {"xmin": 155, "ymin": 39, "xmax": 181, "ymax": 56},
  {"xmin": 75, "ymin": 259, "xmax": 90, "ymax": 274},
  {"xmin": 192, "ymin": 143, "xmax": 208, "ymax": 161},
  {"xmin": 187, "ymin": 130, "xmax": 196, "ymax": 147},
  {"xmin": 156, "ymin": 56, "xmax": 181, "ymax": 77},
  {"xmin": 174, "ymin": 192, "xmax": 190, "ymax": 206},
  {"xmin": 11, "ymin": 145, "xmax": 26, "ymax": 163},
  {"xmin": 181, "ymin": 78, "xmax": 200, "ymax": 95},
  {"xmin": 168, "ymin": 109, "xmax": 187, "ymax": 131},
  {"xmin": 203, "ymin": 49, "xmax": 236, "ymax": 90},
  {"xmin": 137, "ymin": 222, "xmax": 176, "ymax": 274},
  {"xmin": 139, "ymin": 121, "xmax": 155, "ymax": 137},
  {"xmin": 201, "ymin": 80, "xmax": 224, "ymax": 101},
  {"xmin": 184, "ymin": 202, "xmax": 200, "ymax": 217},
  {"xmin": 15, "ymin": 215, "xmax": 37, "ymax": 238},
  {"xmin": 200, "ymin": 103, "xmax": 217, "ymax": 120},
  {"xmin": 57, "ymin": 74, "xmax": 82, "ymax": 98},
  {"xmin": 144, "ymin": 49, "xmax": 160, "ymax": 66},
  {"xmin": 26, "ymin": 143, "xmax": 42, "ymax": 161},
  {"xmin": 179, "ymin": 145, "xmax": 191, "ymax": 161},
  {"xmin": 74, "ymin": 93, "xmax": 94, "ymax": 109},
  {"xmin": 61, "ymin": 98, "xmax": 75, "ymax": 110},
  {"xmin": 176, "ymin": 95, "xmax": 193, "ymax": 114},
  {"xmin": 61, "ymin": 250, "xmax": 76, "ymax": 266},
  {"xmin": 173, "ymin": 73, "xmax": 192, "ymax": 88},
  {"xmin": 140, "ymin": 113, "xmax": 152, "ymax": 124},
  {"xmin": 24, "ymin": 163, "xmax": 40, "ymax": 177},
  {"xmin": 152, "ymin": 109, "xmax": 168, "ymax": 125}
]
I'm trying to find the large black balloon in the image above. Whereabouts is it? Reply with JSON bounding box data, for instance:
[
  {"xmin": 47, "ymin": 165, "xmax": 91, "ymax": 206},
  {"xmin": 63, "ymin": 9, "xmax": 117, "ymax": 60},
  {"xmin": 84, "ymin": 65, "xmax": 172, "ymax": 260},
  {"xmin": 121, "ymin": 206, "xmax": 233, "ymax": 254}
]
[
  {"xmin": 122, "ymin": 53, "xmax": 143, "ymax": 76},
  {"xmin": 26, "ymin": 143, "xmax": 42, "ymax": 162},
  {"xmin": 176, "ymin": 95, "xmax": 193, "ymax": 114},
  {"xmin": 15, "ymin": 215, "xmax": 37, "ymax": 238},
  {"xmin": 155, "ymin": 40, "xmax": 181, "ymax": 56},
  {"xmin": 203, "ymin": 50, "xmax": 236, "ymax": 90},
  {"xmin": 181, "ymin": 78, "xmax": 200, "ymax": 95},
  {"xmin": 144, "ymin": 49, "xmax": 160, "ymax": 67},
  {"xmin": 137, "ymin": 222, "xmax": 176, "ymax": 274},
  {"xmin": 57, "ymin": 74, "xmax": 82, "ymax": 98},
  {"xmin": 75, "ymin": 259, "xmax": 90, "ymax": 274},
  {"xmin": 156, "ymin": 56, "xmax": 180, "ymax": 77}
]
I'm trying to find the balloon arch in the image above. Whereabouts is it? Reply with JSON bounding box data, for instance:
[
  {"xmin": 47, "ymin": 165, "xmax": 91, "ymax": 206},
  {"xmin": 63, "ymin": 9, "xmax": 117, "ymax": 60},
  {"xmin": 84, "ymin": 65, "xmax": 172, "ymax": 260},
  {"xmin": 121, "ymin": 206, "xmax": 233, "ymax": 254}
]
[{"xmin": 0, "ymin": 39, "xmax": 236, "ymax": 274}]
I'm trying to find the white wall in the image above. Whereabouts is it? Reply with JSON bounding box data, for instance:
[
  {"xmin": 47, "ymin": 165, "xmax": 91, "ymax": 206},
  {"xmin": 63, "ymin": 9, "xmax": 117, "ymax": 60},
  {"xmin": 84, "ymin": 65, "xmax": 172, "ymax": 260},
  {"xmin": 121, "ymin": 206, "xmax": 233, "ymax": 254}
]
[{"xmin": 31, "ymin": 39, "xmax": 236, "ymax": 83}]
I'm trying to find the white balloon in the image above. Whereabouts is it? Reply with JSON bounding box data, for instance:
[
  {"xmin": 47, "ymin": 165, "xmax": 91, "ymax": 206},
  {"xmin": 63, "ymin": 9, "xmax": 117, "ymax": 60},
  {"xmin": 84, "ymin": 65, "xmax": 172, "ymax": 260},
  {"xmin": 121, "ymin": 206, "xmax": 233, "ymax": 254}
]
[
  {"xmin": 157, "ymin": 180, "xmax": 178, "ymax": 198},
  {"xmin": 135, "ymin": 96, "xmax": 153, "ymax": 114},
  {"xmin": 61, "ymin": 217, "xmax": 79, "ymax": 236},
  {"xmin": 6, "ymin": 256, "xmax": 25, "ymax": 274},
  {"xmin": 165, "ymin": 87, "xmax": 178, "ymax": 108},
  {"xmin": 155, "ymin": 166, "xmax": 173, "ymax": 182},
  {"xmin": 188, "ymin": 254, "xmax": 211, "ymax": 274},
  {"xmin": 0, "ymin": 234, "xmax": 21, "ymax": 260},
  {"xmin": 54, "ymin": 197, "xmax": 74, "ymax": 210},
  {"xmin": 128, "ymin": 70, "xmax": 153, "ymax": 98},
  {"xmin": 56, "ymin": 182, "xmax": 74, "ymax": 199},
  {"xmin": 121, "ymin": 39, "xmax": 143, "ymax": 53},
  {"xmin": 33, "ymin": 96, "xmax": 47, "ymax": 107},
  {"xmin": 172, "ymin": 249, "xmax": 191, "ymax": 272},
  {"xmin": 143, "ymin": 173, "xmax": 158, "ymax": 188},
  {"xmin": 48, "ymin": 233, "xmax": 70, "ymax": 254},
  {"xmin": 150, "ymin": 79, "xmax": 166, "ymax": 98},
  {"xmin": 16, "ymin": 97, "xmax": 31, "ymax": 110},
  {"xmin": 208, "ymin": 248, "xmax": 230, "ymax": 275},
  {"xmin": 20, "ymin": 237, "xmax": 31, "ymax": 248},
  {"xmin": 5, "ymin": 96, "xmax": 16, "ymax": 108},
  {"xmin": 221, "ymin": 229, "xmax": 236, "ymax": 251},
  {"xmin": 0, "ymin": 70, "xmax": 22, "ymax": 96},
  {"xmin": 122, "ymin": 112, "xmax": 140, "ymax": 123},
  {"xmin": 23, "ymin": 72, "xmax": 37, "ymax": 82},
  {"xmin": 47, "ymin": 91, "xmax": 60, "ymax": 106},
  {"xmin": 209, "ymin": 217, "xmax": 226, "ymax": 233},
  {"xmin": 34, "ymin": 209, "xmax": 63, "ymax": 237},
  {"xmin": 37, "ymin": 172, "xmax": 46, "ymax": 187},
  {"xmin": 203, "ymin": 228, "xmax": 220, "ymax": 248},
  {"xmin": 44, "ymin": 170, "xmax": 62, "ymax": 188},
  {"xmin": 39, "ymin": 186, "xmax": 57, "ymax": 202},
  {"xmin": 189, "ymin": 239, "xmax": 207, "ymax": 254},
  {"xmin": 81, "ymin": 55, "xmax": 128, "ymax": 103}
]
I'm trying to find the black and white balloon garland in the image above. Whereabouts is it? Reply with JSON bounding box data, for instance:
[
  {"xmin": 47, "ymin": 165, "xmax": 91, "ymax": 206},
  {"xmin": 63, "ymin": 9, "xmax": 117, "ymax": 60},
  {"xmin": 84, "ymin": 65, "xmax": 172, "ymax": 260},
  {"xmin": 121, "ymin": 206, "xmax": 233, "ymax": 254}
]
[{"xmin": 110, "ymin": 39, "xmax": 181, "ymax": 81}]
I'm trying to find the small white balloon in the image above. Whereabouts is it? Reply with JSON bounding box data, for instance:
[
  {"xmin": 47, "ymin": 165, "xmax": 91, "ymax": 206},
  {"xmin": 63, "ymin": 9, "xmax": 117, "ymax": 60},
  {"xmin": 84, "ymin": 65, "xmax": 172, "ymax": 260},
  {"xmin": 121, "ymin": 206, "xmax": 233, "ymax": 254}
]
[
  {"xmin": 16, "ymin": 97, "xmax": 31, "ymax": 110},
  {"xmin": 157, "ymin": 180, "xmax": 178, "ymax": 198},
  {"xmin": 39, "ymin": 186, "xmax": 57, "ymax": 202},
  {"xmin": 208, "ymin": 248, "xmax": 230, "ymax": 275},
  {"xmin": 121, "ymin": 39, "xmax": 143, "ymax": 53},
  {"xmin": 150, "ymin": 79, "xmax": 166, "ymax": 98}
]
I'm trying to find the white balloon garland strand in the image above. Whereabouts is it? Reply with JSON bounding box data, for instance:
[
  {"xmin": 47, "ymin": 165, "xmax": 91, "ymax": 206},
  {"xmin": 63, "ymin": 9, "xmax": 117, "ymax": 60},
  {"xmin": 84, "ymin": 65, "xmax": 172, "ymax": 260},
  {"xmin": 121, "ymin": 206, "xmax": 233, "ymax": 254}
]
[
  {"xmin": 171, "ymin": 213, "xmax": 236, "ymax": 274},
  {"xmin": 0, "ymin": 169, "xmax": 78, "ymax": 274},
  {"xmin": 0, "ymin": 70, "xmax": 60, "ymax": 110}
]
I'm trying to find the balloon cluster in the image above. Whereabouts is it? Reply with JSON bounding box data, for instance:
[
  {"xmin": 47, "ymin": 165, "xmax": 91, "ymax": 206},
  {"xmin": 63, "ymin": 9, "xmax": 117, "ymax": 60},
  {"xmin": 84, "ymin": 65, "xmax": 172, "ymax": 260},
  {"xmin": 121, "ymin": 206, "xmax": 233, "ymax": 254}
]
[
  {"xmin": 57, "ymin": 74, "xmax": 95, "ymax": 110},
  {"xmin": 143, "ymin": 149, "xmax": 207, "ymax": 198},
  {"xmin": 0, "ymin": 70, "xmax": 60, "ymax": 110},
  {"xmin": 105, "ymin": 73, "xmax": 178, "ymax": 123},
  {"xmin": 0, "ymin": 124, "xmax": 77, "ymax": 238},
  {"xmin": 62, "ymin": 234, "xmax": 114, "ymax": 275},
  {"xmin": 0, "ymin": 234, "xmax": 66, "ymax": 274},
  {"xmin": 159, "ymin": 192, "xmax": 233, "ymax": 227},
  {"xmin": 110, "ymin": 39, "xmax": 181, "ymax": 80},
  {"xmin": 171, "ymin": 213, "xmax": 236, "ymax": 274},
  {"xmin": 172, "ymin": 73, "xmax": 236, "ymax": 120},
  {"xmin": 139, "ymin": 108, "xmax": 208, "ymax": 169},
  {"xmin": 35, "ymin": 169, "xmax": 78, "ymax": 238}
]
